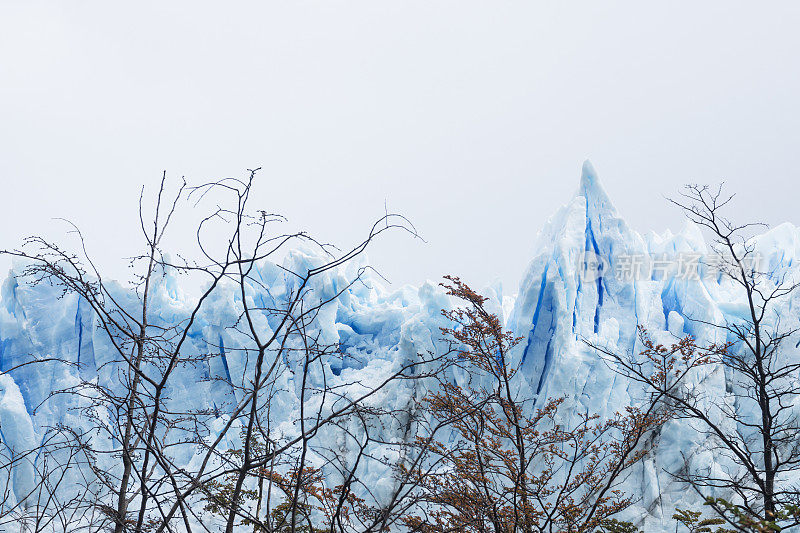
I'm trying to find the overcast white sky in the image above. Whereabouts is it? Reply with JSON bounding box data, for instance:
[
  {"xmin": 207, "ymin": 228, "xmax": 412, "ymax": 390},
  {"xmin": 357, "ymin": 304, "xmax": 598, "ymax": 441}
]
[{"xmin": 2, "ymin": 2, "xmax": 799, "ymax": 294}]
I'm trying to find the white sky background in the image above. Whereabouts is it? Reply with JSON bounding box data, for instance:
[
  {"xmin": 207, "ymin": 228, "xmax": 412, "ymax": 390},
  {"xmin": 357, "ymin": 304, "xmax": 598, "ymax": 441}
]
[{"xmin": 2, "ymin": 2, "xmax": 799, "ymax": 295}]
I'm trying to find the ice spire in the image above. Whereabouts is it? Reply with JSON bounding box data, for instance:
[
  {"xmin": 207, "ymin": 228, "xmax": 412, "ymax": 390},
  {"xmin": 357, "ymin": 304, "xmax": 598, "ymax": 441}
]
[{"xmin": 577, "ymin": 160, "xmax": 617, "ymax": 219}]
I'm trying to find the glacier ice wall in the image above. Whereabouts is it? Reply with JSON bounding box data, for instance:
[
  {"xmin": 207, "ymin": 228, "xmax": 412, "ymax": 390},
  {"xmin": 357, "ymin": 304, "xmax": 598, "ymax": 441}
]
[
  {"xmin": 506, "ymin": 162, "xmax": 800, "ymax": 526},
  {"xmin": 1, "ymin": 162, "xmax": 800, "ymax": 530}
]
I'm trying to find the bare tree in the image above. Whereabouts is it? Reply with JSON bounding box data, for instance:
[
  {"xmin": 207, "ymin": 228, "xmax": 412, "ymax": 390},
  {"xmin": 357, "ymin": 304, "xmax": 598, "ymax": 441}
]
[
  {"xmin": 593, "ymin": 184, "xmax": 800, "ymax": 531},
  {"xmin": 0, "ymin": 169, "xmax": 455, "ymax": 532}
]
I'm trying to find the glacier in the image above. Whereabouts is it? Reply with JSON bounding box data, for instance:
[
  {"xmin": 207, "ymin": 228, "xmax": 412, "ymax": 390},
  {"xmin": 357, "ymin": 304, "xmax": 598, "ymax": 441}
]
[{"xmin": 1, "ymin": 161, "xmax": 800, "ymax": 530}]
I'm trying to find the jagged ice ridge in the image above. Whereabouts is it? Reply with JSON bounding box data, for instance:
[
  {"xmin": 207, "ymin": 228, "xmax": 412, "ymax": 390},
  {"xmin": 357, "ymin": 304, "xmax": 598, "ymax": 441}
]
[{"xmin": 2, "ymin": 162, "xmax": 800, "ymax": 530}]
